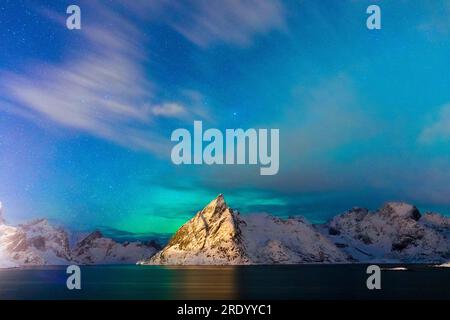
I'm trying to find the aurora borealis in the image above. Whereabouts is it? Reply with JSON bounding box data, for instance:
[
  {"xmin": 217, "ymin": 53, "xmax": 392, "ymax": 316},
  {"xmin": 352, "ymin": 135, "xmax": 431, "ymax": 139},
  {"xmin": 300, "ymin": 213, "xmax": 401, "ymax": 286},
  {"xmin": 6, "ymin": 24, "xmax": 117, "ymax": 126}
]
[{"xmin": 0, "ymin": 0, "xmax": 448, "ymax": 237}]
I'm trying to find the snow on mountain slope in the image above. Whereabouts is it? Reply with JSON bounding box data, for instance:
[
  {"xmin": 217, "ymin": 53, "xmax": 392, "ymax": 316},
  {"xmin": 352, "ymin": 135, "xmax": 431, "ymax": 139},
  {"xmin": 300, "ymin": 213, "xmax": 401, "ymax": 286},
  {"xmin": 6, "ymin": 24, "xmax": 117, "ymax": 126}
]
[
  {"xmin": 0, "ymin": 219, "xmax": 71, "ymax": 268},
  {"xmin": 0, "ymin": 224, "xmax": 39, "ymax": 268},
  {"xmin": 20, "ymin": 219, "xmax": 72, "ymax": 263},
  {"xmin": 2, "ymin": 197, "xmax": 449, "ymax": 267},
  {"xmin": 140, "ymin": 195, "xmax": 348, "ymax": 265},
  {"xmin": 422, "ymin": 213, "xmax": 450, "ymax": 231},
  {"xmin": 241, "ymin": 214, "xmax": 348, "ymax": 263},
  {"xmin": 141, "ymin": 195, "xmax": 248, "ymax": 265},
  {"xmin": 0, "ymin": 203, "xmax": 18, "ymax": 267},
  {"xmin": 322, "ymin": 203, "xmax": 450, "ymax": 263},
  {"xmin": 72, "ymin": 230, "xmax": 159, "ymax": 264},
  {"xmin": 0, "ymin": 204, "xmax": 160, "ymax": 268}
]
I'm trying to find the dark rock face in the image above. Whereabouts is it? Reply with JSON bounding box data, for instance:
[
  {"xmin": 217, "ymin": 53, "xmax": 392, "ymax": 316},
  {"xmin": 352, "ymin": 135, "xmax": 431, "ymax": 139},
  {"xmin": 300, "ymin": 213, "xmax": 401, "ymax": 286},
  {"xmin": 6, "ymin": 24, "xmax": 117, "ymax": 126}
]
[
  {"xmin": 30, "ymin": 236, "xmax": 46, "ymax": 251},
  {"xmin": 146, "ymin": 240, "xmax": 162, "ymax": 250},
  {"xmin": 392, "ymin": 235, "xmax": 419, "ymax": 251},
  {"xmin": 77, "ymin": 230, "xmax": 104, "ymax": 247},
  {"xmin": 328, "ymin": 227, "xmax": 340, "ymax": 236},
  {"xmin": 380, "ymin": 203, "xmax": 421, "ymax": 221}
]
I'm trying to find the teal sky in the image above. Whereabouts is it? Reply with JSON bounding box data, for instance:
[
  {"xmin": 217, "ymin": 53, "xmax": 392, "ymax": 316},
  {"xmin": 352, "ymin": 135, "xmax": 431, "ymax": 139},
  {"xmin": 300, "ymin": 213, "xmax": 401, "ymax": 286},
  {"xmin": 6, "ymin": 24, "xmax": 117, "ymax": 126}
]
[{"xmin": 0, "ymin": 0, "xmax": 449, "ymax": 236}]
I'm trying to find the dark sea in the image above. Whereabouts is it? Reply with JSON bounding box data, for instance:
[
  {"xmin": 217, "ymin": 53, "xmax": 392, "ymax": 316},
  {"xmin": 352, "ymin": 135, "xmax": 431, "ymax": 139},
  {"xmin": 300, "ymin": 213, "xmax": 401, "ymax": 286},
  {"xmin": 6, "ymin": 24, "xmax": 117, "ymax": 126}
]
[{"xmin": 0, "ymin": 264, "xmax": 449, "ymax": 300}]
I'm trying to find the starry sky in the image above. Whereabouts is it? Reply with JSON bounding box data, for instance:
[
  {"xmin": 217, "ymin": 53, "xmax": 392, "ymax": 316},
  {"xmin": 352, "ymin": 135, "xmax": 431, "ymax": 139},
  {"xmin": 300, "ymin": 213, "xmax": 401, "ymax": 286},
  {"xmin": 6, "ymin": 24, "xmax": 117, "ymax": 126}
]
[{"xmin": 0, "ymin": 0, "xmax": 449, "ymax": 237}]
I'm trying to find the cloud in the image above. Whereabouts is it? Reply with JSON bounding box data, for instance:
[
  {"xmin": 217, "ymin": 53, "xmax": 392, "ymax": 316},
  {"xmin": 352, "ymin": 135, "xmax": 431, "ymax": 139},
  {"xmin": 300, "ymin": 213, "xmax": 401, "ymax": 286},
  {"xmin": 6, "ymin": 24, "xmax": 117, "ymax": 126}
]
[
  {"xmin": 1, "ymin": 0, "xmax": 280, "ymax": 154},
  {"xmin": 416, "ymin": 0, "xmax": 450, "ymax": 38},
  {"xmin": 286, "ymin": 74, "xmax": 376, "ymax": 153},
  {"xmin": 150, "ymin": 103, "xmax": 186, "ymax": 118},
  {"xmin": 0, "ymin": 1, "xmax": 209, "ymax": 156},
  {"xmin": 355, "ymin": 155, "xmax": 450, "ymax": 206},
  {"xmin": 419, "ymin": 103, "xmax": 450, "ymax": 143},
  {"xmin": 176, "ymin": 74, "xmax": 380, "ymax": 194},
  {"xmin": 165, "ymin": 0, "xmax": 286, "ymax": 47},
  {"xmin": 123, "ymin": 0, "xmax": 287, "ymax": 47}
]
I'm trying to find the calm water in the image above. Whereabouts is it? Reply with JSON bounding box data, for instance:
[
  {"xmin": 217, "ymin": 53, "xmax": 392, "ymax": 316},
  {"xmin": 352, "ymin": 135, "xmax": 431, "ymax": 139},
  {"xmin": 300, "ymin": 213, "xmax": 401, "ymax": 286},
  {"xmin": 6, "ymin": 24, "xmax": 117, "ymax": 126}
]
[{"xmin": 0, "ymin": 264, "xmax": 449, "ymax": 300}]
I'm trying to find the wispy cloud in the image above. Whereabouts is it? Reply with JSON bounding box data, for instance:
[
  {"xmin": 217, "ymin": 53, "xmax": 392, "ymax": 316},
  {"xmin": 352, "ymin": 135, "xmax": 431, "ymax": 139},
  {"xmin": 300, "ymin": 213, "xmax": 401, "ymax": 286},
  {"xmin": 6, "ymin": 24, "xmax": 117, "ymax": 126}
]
[
  {"xmin": 150, "ymin": 103, "xmax": 186, "ymax": 118},
  {"xmin": 416, "ymin": 0, "xmax": 450, "ymax": 38},
  {"xmin": 183, "ymin": 74, "xmax": 380, "ymax": 194},
  {"xmin": 287, "ymin": 74, "xmax": 376, "ymax": 153},
  {"xmin": 164, "ymin": 0, "xmax": 287, "ymax": 47},
  {"xmin": 0, "ymin": 1, "xmax": 209, "ymax": 155},
  {"xmin": 419, "ymin": 103, "xmax": 450, "ymax": 143},
  {"xmin": 123, "ymin": 0, "xmax": 287, "ymax": 47}
]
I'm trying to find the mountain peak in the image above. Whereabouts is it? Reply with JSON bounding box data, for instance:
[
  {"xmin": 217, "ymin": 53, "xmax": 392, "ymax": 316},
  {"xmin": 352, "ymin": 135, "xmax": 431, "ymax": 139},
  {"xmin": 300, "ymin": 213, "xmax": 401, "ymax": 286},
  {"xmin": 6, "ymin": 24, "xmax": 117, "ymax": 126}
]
[
  {"xmin": 77, "ymin": 230, "xmax": 104, "ymax": 247},
  {"xmin": 206, "ymin": 193, "xmax": 226, "ymax": 208},
  {"xmin": 141, "ymin": 195, "xmax": 247, "ymax": 265},
  {"xmin": 201, "ymin": 194, "xmax": 229, "ymax": 220},
  {"xmin": 380, "ymin": 202, "xmax": 421, "ymax": 221}
]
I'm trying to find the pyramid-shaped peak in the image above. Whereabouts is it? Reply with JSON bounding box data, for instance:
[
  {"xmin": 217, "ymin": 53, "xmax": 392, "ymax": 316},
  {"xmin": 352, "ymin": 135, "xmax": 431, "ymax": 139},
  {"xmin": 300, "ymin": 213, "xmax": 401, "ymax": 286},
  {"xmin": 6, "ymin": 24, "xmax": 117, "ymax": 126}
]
[
  {"xmin": 209, "ymin": 194, "xmax": 225, "ymax": 206},
  {"xmin": 201, "ymin": 194, "xmax": 229, "ymax": 218},
  {"xmin": 142, "ymin": 193, "xmax": 246, "ymax": 265}
]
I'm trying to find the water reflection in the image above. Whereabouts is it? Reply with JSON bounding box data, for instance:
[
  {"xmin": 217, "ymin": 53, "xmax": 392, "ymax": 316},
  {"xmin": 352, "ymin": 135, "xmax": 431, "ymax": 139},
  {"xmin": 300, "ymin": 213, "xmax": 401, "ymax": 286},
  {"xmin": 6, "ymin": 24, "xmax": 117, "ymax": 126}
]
[
  {"xmin": 164, "ymin": 266, "xmax": 238, "ymax": 300},
  {"xmin": 0, "ymin": 265, "xmax": 449, "ymax": 299}
]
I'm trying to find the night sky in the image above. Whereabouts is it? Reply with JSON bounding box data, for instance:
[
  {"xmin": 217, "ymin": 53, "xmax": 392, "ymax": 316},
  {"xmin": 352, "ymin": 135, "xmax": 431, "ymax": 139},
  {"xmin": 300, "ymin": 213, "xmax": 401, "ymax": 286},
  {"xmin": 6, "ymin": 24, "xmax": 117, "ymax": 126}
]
[{"xmin": 0, "ymin": 0, "xmax": 449, "ymax": 237}]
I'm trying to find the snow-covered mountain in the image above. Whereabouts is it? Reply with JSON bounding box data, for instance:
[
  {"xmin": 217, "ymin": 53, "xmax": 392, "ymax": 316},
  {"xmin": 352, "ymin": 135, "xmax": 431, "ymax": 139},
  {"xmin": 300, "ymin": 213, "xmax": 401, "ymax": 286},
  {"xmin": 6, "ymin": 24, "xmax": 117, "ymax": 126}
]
[
  {"xmin": 139, "ymin": 195, "xmax": 348, "ymax": 265},
  {"xmin": 322, "ymin": 202, "xmax": 450, "ymax": 263},
  {"xmin": 72, "ymin": 230, "xmax": 158, "ymax": 264},
  {"xmin": 241, "ymin": 214, "xmax": 348, "ymax": 263},
  {"xmin": 2, "ymin": 196, "xmax": 450, "ymax": 267},
  {"xmin": 140, "ymin": 195, "xmax": 248, "ymax": 265},
  {"xmin": 0, "ymin": 206, "xmax": 160, "ymax": 268},
  {"xmin": 140, "ymin": 196, "xmax": 450, "ymax": 265},
  {"xmin": 0, "ymin": 218, "xmax": 72, "ymax": 268}
]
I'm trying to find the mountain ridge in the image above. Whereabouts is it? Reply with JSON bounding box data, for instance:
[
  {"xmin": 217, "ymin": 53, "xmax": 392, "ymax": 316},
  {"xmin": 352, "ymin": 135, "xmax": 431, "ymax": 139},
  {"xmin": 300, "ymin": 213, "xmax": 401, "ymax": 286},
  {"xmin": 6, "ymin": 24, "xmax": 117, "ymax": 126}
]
[
  {"xmin": 140, "ymin": 195, "xmax": 450, "ymax": 265},
  {"xmin": 0, "ymin": 213, "xmax": 159, "ymax": 268},
  {"xmin": 140, "ymin": 195, "xmax": 349, "ymax": 265},
  {"xmin": 1, "ymin": 195, "xmax": 449, "ymax": 267}
]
